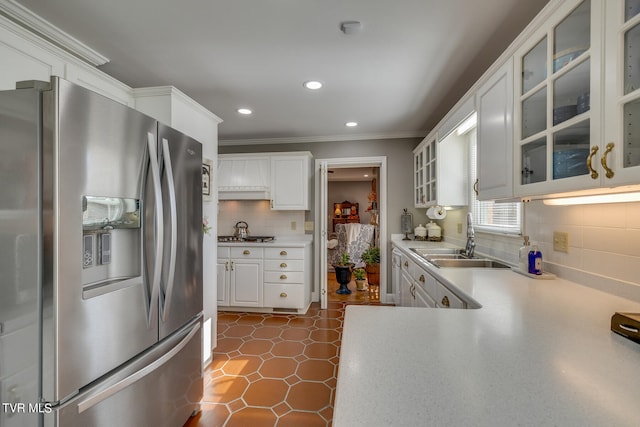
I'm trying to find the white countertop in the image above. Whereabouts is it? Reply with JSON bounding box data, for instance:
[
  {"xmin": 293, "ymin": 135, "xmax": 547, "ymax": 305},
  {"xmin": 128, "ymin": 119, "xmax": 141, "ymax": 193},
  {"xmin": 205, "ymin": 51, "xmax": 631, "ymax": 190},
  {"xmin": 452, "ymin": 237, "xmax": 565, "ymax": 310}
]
[
  {"xmin": 217, "ymin": 234, "xmax": 312, "ymax": 247},
  {"xmin": 334, "ymin": 238, "xmax": 640, "ymax": 427}
]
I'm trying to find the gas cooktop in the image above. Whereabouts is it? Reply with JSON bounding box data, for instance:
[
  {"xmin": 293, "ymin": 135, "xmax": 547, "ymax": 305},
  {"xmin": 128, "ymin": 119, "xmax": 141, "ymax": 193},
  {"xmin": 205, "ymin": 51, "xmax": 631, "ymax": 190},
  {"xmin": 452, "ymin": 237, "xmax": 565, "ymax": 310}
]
[{"xmin": 218, "ymin": 235, "xmax": 275, "ymax": 243}]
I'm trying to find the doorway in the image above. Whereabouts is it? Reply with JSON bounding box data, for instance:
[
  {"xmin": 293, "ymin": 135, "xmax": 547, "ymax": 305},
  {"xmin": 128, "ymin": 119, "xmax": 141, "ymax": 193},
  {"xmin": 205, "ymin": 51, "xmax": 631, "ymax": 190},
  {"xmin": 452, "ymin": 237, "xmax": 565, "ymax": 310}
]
[{"xmin": 314, "ymin": 157, "xmax": 388, "ymax": 310}]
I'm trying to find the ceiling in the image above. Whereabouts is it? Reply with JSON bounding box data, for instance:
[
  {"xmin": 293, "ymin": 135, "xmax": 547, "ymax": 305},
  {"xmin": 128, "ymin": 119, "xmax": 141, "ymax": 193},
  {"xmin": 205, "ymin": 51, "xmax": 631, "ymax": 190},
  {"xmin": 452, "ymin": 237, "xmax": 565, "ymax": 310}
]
[
  {"xmin": 328, "ymin": 167, "xmax": 378, "ymax": 182},
  {"xmin": 10, "ymin": 0, "xmax": 550, "ymax": 145}
]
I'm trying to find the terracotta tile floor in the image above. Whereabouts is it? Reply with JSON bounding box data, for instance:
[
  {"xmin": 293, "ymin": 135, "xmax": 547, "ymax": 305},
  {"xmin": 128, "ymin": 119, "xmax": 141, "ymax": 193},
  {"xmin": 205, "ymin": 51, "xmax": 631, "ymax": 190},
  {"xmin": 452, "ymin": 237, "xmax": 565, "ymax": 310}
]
[{"xmin": 184, "ymin": 302, "xmax": 347, "ymax": 427}]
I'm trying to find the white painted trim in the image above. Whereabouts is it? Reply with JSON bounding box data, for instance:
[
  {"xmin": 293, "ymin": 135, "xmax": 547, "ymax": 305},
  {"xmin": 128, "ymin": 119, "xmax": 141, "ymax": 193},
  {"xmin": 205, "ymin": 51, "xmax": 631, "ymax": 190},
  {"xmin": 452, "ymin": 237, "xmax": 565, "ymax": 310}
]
[
  {"xmin": 131, "ymin": 86, "xmax": 223, "ymax": 123},
  {"xmin": 314, "ymin": 156, "xmax": 388, "ymax": 308},
  {"xmin": 219, "ymin": 131, "xmax": 425, "ymax": 146},
  {"xmin": 0, "ymin": 0, "xmax": 109, "ymax": 66}
]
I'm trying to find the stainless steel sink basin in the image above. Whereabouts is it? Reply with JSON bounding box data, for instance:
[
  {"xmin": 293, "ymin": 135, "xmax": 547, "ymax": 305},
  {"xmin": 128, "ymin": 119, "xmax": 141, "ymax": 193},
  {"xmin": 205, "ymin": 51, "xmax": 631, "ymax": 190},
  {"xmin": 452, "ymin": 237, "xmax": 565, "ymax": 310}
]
[
  {"xmin": 410, "ymin": 247, "xmax": 465, "ymax": 256},
  {"xmin": 430, "ymin": 258, "xmax": 511, "ymax": 269}
]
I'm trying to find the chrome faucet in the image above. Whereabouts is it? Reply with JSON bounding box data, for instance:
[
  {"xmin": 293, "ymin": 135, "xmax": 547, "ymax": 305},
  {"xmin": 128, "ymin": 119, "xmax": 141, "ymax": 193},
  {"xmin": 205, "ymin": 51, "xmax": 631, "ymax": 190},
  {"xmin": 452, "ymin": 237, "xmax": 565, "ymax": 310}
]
[{"xmin": 465, "ymin": 212, "xmax": 476, "ymax": 258}]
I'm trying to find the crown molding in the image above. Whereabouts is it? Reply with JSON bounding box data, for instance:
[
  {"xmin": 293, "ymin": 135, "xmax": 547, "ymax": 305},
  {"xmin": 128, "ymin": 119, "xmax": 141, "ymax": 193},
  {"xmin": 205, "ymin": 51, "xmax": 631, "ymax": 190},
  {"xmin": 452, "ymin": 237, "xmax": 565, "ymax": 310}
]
[
  {"xmin": 0, "ymin": 0, "xmax": 109, "ymax": 66},
  {"xmin": 219, "ymin": 131, "xmax": 425, "ymax": 146}
]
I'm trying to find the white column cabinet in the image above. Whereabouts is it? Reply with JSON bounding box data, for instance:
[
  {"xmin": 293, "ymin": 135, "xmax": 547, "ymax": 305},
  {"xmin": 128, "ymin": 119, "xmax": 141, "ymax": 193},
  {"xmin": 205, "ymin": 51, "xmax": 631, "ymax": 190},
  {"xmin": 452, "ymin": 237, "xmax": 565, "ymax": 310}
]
[{"xmin": 476, "ymin": 58, "xmax": 514, "ymax": 200}]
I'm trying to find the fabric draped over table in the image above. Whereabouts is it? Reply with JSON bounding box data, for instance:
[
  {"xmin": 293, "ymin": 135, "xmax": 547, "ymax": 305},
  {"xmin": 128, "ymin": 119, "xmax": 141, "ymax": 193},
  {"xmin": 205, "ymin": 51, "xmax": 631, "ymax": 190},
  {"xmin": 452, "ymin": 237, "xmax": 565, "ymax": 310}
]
[{"xmin": 328, "ymin": 223, "xmax": 377, "ymax": 268}]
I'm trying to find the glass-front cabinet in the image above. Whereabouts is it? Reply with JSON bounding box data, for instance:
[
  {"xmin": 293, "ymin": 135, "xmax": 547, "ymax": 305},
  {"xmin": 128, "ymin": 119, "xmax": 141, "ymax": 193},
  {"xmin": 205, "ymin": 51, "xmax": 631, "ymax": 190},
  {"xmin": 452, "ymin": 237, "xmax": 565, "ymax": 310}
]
[
  {"xmin": 414, "ymin": 135, "xmax": 437, "ymax": 207},
  {"xmin": 514, "ymin": 0, "xmax": 598, "ymax": 196},
  {"xmin": 603, "ymin": 0, "xmax": 640, "ymax": 185},
  {"xmin": 515, "ymin": 0, "xmax": 640, "ymax": 197}
]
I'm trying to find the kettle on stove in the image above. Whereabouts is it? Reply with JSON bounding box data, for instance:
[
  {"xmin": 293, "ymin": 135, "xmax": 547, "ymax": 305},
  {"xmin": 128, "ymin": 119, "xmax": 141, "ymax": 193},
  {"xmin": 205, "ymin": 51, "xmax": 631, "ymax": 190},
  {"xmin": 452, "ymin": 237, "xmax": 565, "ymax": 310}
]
[{"xmin": 234, "ymin": 221, "xmax": 249, "ymax": 239}]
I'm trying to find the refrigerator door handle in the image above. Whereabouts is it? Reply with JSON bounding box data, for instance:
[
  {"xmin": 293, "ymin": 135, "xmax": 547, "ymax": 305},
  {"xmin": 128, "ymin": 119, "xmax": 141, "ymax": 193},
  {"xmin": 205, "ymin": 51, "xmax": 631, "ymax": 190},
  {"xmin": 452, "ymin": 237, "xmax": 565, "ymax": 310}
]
[
  {"xmin": 160, "ymin": 137, "xmax": 178, "ymax": 321},
  {"xmin": 76, "ymin": 321, "xmax": 201, "ymax": 414},
  {"xmin": 146, "ymin": 132, "xmax": 163, "ymax": 323}
]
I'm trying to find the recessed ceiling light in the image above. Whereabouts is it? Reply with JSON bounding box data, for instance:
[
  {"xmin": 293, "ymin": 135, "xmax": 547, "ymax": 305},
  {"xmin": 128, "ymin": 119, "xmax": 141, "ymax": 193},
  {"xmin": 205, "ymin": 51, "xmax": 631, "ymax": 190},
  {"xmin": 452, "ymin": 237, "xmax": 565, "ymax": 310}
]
[
  {"xmin": 345, "ymin": 122, "xmax": 358, "ymax": 127},
  {"xmin": 364, "ymin": 174, "xmax": 369, "ymax": 177},
  {"xmin": 237, "ymin": 108, "xmax": 252, "ymax": 115},
  {"xmin": 303, "ymin": 81, "xmax": 323, "ymax": 90}
]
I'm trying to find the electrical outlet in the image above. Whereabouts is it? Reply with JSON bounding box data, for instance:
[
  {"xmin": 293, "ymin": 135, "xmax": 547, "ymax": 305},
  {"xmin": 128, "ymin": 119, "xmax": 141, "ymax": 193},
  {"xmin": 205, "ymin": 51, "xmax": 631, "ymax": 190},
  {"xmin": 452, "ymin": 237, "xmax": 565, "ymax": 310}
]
[
  {"xmin": 291, "ymin": 221, "xmax": 297, "ymax": 231},
  {"xmin": 304, "ymin": 221, "xmax": 314, "ymax": 231},
  {"xmin": 553, "ymin": 231, "xmax": 569, "ymax": 253}
]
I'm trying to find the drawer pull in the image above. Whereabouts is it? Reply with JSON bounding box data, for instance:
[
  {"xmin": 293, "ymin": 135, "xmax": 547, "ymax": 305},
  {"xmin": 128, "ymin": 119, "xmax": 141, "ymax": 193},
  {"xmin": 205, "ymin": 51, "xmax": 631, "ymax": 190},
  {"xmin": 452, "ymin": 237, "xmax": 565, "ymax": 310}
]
[
  {"xmin": 243, "ymin": 250, "xmax": 250, "ymax": 255},
  {"xmin": 280, "ymin": 250, "xmax": 288, "ymax": 256},
  {"xmin": 419, "ymin": 274, "xmax": 425, "ymax": 283},
  {"xmin": 280, "ymin": 274, "xmax": 287, "ymax": 280},
  {"xmin": 441, "ymin": 296, "xmax": 450, "ymax": 308},
  {"xmin": 280, "ymin": 292, "xmax": 288, "ymax": 298},
  {"xmin": 404, "ymin": 261, "xmax": 409, "ymax": 268},
  {"xmin": 280, "ymin": 263, "xmax": 287, "ymax": 268}
]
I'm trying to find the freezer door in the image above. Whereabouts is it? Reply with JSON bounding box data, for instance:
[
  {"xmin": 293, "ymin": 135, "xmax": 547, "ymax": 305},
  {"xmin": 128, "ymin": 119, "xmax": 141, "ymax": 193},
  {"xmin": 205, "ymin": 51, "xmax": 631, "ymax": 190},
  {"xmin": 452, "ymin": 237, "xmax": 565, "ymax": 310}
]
[
  {"xmin": 48, "ymin": 317, "xmax": 203, "ymax": 427},
  {"xmin": 157, "ymin": 124, "xmax": 203, "ymax": 340},
  {"xmin": 43, "ymin": 78, "xmax": 159, "ymax": 403}
]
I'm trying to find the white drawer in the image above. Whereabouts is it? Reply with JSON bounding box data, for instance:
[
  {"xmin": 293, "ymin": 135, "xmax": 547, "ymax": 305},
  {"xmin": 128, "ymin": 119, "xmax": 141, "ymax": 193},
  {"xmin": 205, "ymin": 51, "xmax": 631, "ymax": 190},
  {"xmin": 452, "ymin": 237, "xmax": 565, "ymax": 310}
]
[
  {"xmin": 264, "ymin": 284, "xmax": 305, "ymax": 309},
  {"xmin": 264, "ymin": 259, "xmax": 305, "ymax": 272},
  {"xmin": 264, "ymin": 271, "xmax": 305, "ymax": 284},
  {"xmin": 264, "ymin": 247, "xmax": 304, "ymax": 259},
  {"xmin": 413, "ymin": 267, "xmax": 437, "ymax": 299},
  {"xmin": 217, "ymin": 246, "xmax": 230, "ymax": 258},
  {"xmin": 230, "ymin": 247, "xmax": 264, "ymax": 259},
  {"xmin": 435, "ymin": 281, "xmax": 466, "ymax": 309}
]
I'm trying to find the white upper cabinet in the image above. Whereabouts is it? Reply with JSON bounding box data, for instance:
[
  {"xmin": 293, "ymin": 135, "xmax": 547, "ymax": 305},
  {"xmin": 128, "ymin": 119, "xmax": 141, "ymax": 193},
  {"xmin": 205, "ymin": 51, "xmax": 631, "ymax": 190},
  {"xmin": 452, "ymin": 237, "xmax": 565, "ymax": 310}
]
[
  {"xmin": 413, "ymin": 125, "xmax": 468, "ymax": 208},
  {"xmin": 476, "ymin": 58, "xmax": 514, "ymax": 200},
  {"xmin": 602, "ymin": 0, "xmax": 640, "ymax": 186},
  {"xmin": 270, "ymin": 153, "xmax": 312, "ymax": 210},
  {"xmin": 513, "ymin": 0, "xmax": 602, "ymax": 197}
]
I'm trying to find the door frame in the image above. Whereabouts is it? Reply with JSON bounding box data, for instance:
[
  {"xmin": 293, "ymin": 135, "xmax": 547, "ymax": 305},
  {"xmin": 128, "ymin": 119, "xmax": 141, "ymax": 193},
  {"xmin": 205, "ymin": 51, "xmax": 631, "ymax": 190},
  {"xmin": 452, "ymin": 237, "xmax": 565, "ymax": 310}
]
[{"xmin": 313, "ymin": 156, "xmax": 388, "ymax": 309}]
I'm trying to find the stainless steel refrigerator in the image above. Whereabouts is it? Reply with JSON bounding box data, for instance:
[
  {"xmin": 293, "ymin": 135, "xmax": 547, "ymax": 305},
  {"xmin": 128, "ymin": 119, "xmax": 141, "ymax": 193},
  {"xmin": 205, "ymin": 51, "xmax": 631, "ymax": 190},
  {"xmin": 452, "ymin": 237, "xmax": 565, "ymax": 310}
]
[{"xmin": 0, "ymin": 77, "xmax": 203, "ymax": 427}]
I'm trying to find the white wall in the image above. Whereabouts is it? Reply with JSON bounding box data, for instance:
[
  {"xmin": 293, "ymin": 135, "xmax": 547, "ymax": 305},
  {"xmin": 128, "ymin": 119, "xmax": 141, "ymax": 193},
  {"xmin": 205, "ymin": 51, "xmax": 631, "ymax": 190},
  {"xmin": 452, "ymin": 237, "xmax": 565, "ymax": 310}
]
[
  {"xmin": 438, "ymin": 200, "xmax": 640, "ymax": 301},
  {"xmin": 217, "ymin": 200, "xmax": 306, "ymax": 237}
]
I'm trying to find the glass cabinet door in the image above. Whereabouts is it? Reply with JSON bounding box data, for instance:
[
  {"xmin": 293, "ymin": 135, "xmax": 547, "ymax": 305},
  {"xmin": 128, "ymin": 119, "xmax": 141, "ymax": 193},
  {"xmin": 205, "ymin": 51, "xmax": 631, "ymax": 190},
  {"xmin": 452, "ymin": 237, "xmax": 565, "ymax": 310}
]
[
  {"xmin": 516, "ymin": 0, "xmax": 594, "ymax": 193},
  {"xmin": 622, "ymin": 1, "xmax": 640, "ymax": 170},
  {"xmin": 414, "ymin": 148, "xmax": 425, "ymax": 206}
]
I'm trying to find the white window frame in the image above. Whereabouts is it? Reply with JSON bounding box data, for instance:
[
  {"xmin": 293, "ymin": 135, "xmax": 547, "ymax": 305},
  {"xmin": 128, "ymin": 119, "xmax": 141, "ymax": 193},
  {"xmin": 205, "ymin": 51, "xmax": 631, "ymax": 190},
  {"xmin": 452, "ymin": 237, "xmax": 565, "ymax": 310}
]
[{"xmin": 468, "ymin": 129, "xmax": 522, "ymax": 235}]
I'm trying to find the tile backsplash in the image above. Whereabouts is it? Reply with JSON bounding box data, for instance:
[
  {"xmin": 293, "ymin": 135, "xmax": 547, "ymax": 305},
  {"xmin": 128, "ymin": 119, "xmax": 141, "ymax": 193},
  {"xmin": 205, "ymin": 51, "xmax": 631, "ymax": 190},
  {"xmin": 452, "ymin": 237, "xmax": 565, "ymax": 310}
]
[
  {"xmin": 439, "ymin": 200, "xmax": 640, "ymax": 300},
  {"xmin": 218, "ymin": 200, "xmax": 306, "ymax": 236}
]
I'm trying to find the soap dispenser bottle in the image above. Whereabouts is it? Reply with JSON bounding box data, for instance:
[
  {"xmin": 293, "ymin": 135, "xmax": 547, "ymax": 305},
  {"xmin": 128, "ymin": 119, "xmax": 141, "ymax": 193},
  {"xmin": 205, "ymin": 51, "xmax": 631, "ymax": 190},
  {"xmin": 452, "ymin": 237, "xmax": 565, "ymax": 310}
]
[
  {"xmin": 518, "ymin": 236, "xmax": 530, "ymax": 272},
  {"xmin": 528, "ymin": 245, "xmax": 543, "ymax": 275}
]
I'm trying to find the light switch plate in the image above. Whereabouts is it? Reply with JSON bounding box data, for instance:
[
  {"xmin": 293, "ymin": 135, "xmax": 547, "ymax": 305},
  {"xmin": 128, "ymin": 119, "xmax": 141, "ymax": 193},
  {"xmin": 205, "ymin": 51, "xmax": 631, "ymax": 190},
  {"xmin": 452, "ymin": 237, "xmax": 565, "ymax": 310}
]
[{"xmin": 553, "ymin": 231, "xmax": 569, "ymax": 253}]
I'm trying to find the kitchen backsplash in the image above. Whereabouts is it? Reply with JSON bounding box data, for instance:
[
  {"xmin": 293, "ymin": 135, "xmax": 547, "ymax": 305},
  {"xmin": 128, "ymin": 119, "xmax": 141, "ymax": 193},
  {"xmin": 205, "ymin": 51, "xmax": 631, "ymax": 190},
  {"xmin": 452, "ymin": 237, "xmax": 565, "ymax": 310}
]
[
  {"xmin": 218, "ymin": 200, "xmax": 306, "ymax": 236},
  {"xmin": 438, "ymin": 200, "xmax": 640, "ymax": 300}
]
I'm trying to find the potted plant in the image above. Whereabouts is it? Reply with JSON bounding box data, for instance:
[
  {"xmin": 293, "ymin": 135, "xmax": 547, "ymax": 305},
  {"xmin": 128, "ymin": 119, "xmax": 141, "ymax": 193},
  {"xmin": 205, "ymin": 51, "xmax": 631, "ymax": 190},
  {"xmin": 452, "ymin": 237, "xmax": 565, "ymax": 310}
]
[
  {"xmin": 333, "ymin": 251, "xmax": 354, "ymax": 294},
  {"xmin": 353, "ymin": 268, "xmax": 367, "ymax": 291},
  {"xmin": 360, "ymin": 246, "xmax": 380, "ymax": 286}
]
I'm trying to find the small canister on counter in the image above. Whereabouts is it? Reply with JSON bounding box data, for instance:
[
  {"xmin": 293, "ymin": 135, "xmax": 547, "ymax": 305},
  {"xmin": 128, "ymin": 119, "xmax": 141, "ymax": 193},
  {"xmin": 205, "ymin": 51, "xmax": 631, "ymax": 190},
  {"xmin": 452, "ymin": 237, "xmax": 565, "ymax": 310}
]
[
  {"xmin": 426, "ymin": 221, "xmax": 441, "ymax": 241},
  {"xmin": 414, "ymin": 224, "xmax": 427, "ymax": 240}
]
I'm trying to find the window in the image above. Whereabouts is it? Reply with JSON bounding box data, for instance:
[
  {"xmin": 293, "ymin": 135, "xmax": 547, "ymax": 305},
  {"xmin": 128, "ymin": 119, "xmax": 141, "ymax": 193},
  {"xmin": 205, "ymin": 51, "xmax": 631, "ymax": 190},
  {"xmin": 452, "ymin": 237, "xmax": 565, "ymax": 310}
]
[{"xmin": 468, "ymin": 129, "xmax": 522, "ymax": 234}]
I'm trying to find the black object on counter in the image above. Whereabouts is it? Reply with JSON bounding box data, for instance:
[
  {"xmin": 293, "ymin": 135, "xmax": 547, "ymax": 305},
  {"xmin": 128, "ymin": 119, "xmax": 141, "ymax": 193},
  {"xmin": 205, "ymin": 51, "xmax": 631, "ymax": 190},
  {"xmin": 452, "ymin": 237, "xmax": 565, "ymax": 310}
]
[{"xmin": 611, "ymin": 312, "xmax": 640, "ymax": 344}]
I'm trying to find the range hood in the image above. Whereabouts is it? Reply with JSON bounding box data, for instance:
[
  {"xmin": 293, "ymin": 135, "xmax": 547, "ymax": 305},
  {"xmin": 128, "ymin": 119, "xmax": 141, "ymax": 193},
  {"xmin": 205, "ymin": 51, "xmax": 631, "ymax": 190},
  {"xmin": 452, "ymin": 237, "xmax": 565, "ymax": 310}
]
[{"xmin": 218, "ymin": 187, "xmax": 270, "ymax": 200}]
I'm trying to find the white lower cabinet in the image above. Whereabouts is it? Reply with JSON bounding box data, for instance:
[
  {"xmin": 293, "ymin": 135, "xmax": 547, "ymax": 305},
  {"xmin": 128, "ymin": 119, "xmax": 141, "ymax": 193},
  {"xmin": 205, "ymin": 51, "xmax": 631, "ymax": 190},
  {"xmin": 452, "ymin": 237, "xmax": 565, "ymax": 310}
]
[
  {"xmin": 229, "ymin": 248, "xmax": 264, "ymax": 307},
  {"xmin": 435, "ymin": 281, "xmax": 466, "ymax": 309},
  {"xmin": 218, "ymin": 243, "xmax": 312, "ymax": 313}
]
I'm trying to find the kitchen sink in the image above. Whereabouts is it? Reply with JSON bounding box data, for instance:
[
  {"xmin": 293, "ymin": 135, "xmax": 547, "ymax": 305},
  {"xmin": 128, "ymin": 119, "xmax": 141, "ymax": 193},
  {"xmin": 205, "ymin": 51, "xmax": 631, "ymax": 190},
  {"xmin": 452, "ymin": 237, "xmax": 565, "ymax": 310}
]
[
  {"xmin": 410, "ymin": 247, "xmax": 466, "ymax": 256},
  {"xmin": 430, "ymin": 258, "xmax": 511, "ymax": 269}
]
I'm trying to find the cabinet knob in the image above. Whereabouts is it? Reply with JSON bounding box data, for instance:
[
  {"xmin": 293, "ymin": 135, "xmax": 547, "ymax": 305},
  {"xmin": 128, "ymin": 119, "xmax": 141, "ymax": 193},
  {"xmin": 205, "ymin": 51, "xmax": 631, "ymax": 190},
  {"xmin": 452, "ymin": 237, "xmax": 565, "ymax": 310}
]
[
  {"xmin": 280, "ymin": 250, "xmax": 288, "ymax": 256},
  {"xmin": 441, "ymin": 296, "xmax": 450, "ymax": 308},
  {"xmin": 280, "ymin": 274, "xmax": 287, "ymax": 280},
  {"xmin": 419, "ymin": 274, "xmax": 425, "ymax": 283},
  {"xmin": 280, "ymin": 262, "xmax": 287, "ymax": 268},
  {"xmin": 586, "ymin": 145, "xmax": 599, "ymax": 180},
  {"xmin": 280, "ymin": 292, "xmax": 288, "ymax": 298},
  {"xmin": 243, "ymin": 250, "xmax": 250, "ymax": 255},
  {"xmin": 404, "ymin": 261, "xmax": 409, "ymax": 268},
  {"xmin": 601, "ymin": 142, "xmax": 615, "ymax": 179}
]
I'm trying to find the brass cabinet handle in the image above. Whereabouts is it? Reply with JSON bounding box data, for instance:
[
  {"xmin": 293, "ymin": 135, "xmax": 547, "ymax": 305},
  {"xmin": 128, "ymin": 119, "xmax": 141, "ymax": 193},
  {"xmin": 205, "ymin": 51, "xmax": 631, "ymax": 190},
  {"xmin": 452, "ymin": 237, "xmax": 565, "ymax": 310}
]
[
  {"xmin": 243, "ymin": 250, "xmax": 250, "ymax": 255},
  {"xmin": 441, "ymin": 296, "xmax": 450, "ymax": 308},
  {"xmin": 601, "ymin": 142, "xmax": 615, "ymax": 179},
  {"xmin": 280, "ymin": 262, "xmax": 287, "ymax": 268},
  {"xmin": 473, "ymin": 178, "xmax": 479, "ymax": 196},
  {"xmin": 280, "ymin": 292, "xmax": 287, "ymax": 298},
  {"xmin": 225, "ymin": 261, "xmax": 229, "ymax": 271},
  {"xmin": 280, "ymin": 274, "xmax": 287, "ymax": 280},
  {"xmin": 280, "ymin": 250, "xmax": 287, "ymax": 256},
  {"xmin": 404, "ymin": 261, "xmax": 409, "ymax": 268},
  {"xmin": 586, "ymin": 145, "xmax": 599, "ymax": 179},
  {"xmin": 230, "ymin": 261, "xmax": 234, "ymax": 271},
  {"xmin": 419, "ymin": 274, "xmax": 425, "ymax": 283}
]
